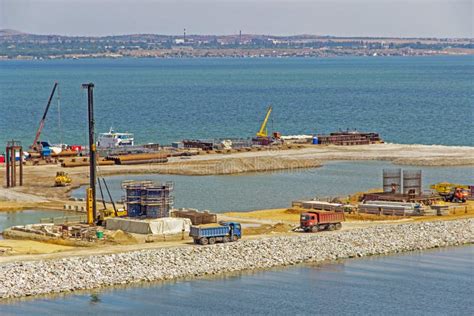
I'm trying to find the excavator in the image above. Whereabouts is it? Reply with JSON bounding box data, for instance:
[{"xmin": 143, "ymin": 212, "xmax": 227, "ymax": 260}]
[
  {"xmin": 253, "ymin": 105, "xmax": 281, "ymax": 145},
  {"xmin": 430, "ymin": 182, "xmax": 470, "ymax": 203}
]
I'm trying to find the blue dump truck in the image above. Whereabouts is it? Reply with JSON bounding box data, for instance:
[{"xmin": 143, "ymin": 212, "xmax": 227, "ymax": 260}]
[{"xmin": 189, "ymin": 222, "xmax": 242, "ymax": 245}]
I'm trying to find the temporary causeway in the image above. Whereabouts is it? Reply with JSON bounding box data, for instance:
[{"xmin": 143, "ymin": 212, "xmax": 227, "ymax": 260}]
[{"xmin": 0, "ymin": 219, "xmax": 472, "ymax": 299}]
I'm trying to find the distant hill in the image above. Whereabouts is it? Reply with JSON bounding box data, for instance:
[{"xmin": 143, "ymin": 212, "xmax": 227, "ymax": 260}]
[
  {"xmin": 0, "ymin": 29, "xmax": 26, "ymax": 36},
  {"xmin": 0, "ymin": 29, "xmax": 472, "ymax": 59}
]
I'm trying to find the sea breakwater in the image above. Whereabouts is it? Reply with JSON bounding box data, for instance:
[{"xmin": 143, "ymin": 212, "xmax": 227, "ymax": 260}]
[{"xmin": 1, "ymin": 219, "xmax": 472, "ymax": 299}]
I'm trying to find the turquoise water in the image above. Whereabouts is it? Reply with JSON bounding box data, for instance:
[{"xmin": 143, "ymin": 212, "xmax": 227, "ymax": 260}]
[
  {"xmin": 1, "ymin": 56, "xmax": 473, "ymax": 147},
  {"xmin": 2, "ymin": 245, "xmax": 472, "ymax": 315},
  {"xmin": 73, "ymin": 161, "xmax": 474, "ymax": 212}
]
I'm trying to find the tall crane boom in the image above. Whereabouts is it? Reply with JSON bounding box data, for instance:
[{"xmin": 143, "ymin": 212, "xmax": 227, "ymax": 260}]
[
  {"xmin": 31, "ymin": 82, "xmax": 58, "ymax": 151},
  {"xmin": 256, "ymin": 105, "xmax": 272, "ymax": 137}
]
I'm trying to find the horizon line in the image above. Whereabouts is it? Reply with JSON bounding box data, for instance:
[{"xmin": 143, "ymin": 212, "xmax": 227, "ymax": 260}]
[{"xmin": 1, "ymin": 29, "xmax": 472, "ymax": 40}]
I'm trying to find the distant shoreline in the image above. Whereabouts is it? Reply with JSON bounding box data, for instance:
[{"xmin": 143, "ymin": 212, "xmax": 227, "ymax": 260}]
[
  {"xmin": 1, "ymin": 50, "xmax": 472, "ymax": 61},
  {"xmin": 2, "ymin": 30, "xmax": 472, "ymax": 60}
]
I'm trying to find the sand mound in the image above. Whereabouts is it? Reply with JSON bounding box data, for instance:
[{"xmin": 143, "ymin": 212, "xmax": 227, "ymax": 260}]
[{"xmin": 106, "ymin": 230, "xmax": 138, "ymax": 244}]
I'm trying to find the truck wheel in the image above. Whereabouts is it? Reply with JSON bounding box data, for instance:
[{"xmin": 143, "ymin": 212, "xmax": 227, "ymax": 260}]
[
  {"xmin": 209, "ymin": 237, "xmax": 216, "ymax": 245},
  {"xmin": 311, "ymin": 226, "xmax": 319, "ymax": 232},
  {"xmin": 328, "ymin": 224, "xmax": 336, "ymax": 231},
  {"xmin": 232, "ymin": 235, "xmax": 239, "ymax": 242},
  {"xmin": 222, "ymin": 236, "xmax": 230, "ymax": 243},
  {"xmin": 335, "ymin": 223, "xmax": 342, "ymax": 230},
  {"xmin": 193, "ymin": 238, "xmax": 199, "ymax": 244},
  {"xmin": 200, "ymin": 237, "xmax": 209, "ymax": 245}
]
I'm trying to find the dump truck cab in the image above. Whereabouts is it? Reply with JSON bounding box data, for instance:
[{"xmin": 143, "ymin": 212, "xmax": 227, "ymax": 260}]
[
  {"xmin": 223, "ymin": 221, "xmax": 242, "ymax": 239},
  {"xmin": 300, "ymin": 213, "xmax": 318, "ymax": 229}
]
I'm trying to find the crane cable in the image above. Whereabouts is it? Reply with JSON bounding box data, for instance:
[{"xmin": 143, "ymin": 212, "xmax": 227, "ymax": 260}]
[{"xmin": 57, "ymin": 83, "xmax": 63, "ymax": 146}]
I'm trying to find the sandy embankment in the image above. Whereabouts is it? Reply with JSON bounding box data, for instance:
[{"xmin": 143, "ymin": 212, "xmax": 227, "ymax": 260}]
[
  {"xmin": 0, "ymin": 219, "xmax": 471, "ymax": 299},
  {"xmin": 0, "ymin": 143, "xmax": 472, "ymax": 207}
]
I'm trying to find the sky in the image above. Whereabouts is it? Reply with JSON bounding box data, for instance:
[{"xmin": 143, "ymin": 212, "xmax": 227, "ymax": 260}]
[{"xmin": 0, "ymin": 0, "xmax": 472, "ymax": 38}]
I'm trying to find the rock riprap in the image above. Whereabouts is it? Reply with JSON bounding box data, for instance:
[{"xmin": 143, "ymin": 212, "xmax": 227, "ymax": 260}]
[{"xmin": 0, "ymin": 219, "xmax": 472, "ymax": 299}]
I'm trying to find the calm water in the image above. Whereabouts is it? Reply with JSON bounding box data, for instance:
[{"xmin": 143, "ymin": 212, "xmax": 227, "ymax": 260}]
[
  {"xmin": 1, "ymin": 56, "xmax": 473, "ymax": 147},
  {"xmin": 0, "ymin": 209, "xmax": 76, "ymax": 238},
  {"xmin": 2, "ymin": 245, "xmax": 472, "ymax": 315},
  {"xmin": 73, "ymin": 161, "xmax": 474, "ymax": 212}
]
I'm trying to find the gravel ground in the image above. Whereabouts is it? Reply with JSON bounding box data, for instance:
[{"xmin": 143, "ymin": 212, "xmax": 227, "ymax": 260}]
[{"xmin": 0, "ymin": 219, "xmax": 472, "ymax": 299}]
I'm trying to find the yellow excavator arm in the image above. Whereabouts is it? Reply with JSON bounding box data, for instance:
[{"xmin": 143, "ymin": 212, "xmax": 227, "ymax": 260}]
[{"xmin": 256, "ymin": 105, "xmax": 273, "ymax": 137}]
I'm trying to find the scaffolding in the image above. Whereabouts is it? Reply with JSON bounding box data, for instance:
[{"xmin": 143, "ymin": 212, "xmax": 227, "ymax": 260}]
[{"xmin": 122, "ymin": 180, "xmax": 174, "ymax": 218}]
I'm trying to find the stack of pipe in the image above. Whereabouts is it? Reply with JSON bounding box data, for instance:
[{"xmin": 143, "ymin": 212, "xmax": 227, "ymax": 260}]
[
  {"xmin": 61, "ymin": 158, "xmax": 114, "ymax": 168},
  {"xmin": 107, "ymin": 153, "xmax": 168, "ymax": 165}
]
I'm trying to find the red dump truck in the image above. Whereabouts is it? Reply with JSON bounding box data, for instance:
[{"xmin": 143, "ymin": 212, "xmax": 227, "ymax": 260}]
[{"xmin": 300, "ymin": 211, "xmax": 344, "ymax": 232}]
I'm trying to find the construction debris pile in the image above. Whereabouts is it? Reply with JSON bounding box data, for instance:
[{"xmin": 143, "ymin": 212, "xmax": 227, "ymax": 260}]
[{"xmin": 8, "ymin": 223, "xmax": 102, "ymax": 242}]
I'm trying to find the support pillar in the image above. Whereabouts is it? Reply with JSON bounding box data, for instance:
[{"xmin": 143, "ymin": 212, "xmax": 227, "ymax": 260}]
[{"xmin": 5, "ymin": 141, "xmax": 23, "ymax": 188}]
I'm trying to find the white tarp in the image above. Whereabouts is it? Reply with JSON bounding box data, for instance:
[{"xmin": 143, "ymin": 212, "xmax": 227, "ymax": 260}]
[{"xmin": 106, "ymin": 217, "xmax": 192, "ymax": 235}]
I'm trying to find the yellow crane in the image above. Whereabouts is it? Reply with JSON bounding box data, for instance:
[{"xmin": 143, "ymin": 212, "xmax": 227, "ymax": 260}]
[{"xmin": 256, "ymin": 105, "xmax": 272, "ymax": 138}]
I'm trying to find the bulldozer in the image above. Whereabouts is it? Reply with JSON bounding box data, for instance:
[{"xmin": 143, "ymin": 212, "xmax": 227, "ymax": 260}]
[
  {"xmin": 430, "ymin": 182, "xmax": 470, "ymax": 203},
  {"xmin": 55, "ymin": 171, "xmax": 72, "ymax": 187}
]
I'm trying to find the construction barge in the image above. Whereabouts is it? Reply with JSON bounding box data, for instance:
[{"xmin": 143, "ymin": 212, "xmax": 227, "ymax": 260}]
[{"xmin": 315, "ymin": 130, "xmax": 383, "ymax": 146}]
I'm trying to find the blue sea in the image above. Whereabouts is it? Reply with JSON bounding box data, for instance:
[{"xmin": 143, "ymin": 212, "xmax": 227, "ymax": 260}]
[{"xmin": 0, "ymin": 56, "xmax": 473, "ymax": 147}]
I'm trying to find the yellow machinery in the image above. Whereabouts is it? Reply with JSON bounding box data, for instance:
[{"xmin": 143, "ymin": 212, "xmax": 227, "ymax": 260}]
[
  {"xmin": 430, "ymin": 182, "xmax": 470, "ymax": 202},
  {"xmin": 256, "ymin": 105, "xmax": 273, "ymax": 138},
  {"xmin": 97, "ymin": 208, "xmax": 127, "ymax": 225},
  {"xmin": 55, "ymin": 171, "xmax": 72, "ymax": 186},
  {"xmin": 431, "ymin": 182, "xmax": 469, "ymax": 195},
  {"xmin": 96, "ymin": 177, "xmax": 127, "ymax": 225},
  {"xmin": 86, "ymin": 188, "xmax": 94, "ymax": 224}
]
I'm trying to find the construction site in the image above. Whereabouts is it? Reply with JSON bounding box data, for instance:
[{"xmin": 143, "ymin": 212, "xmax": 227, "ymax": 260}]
[{"xmin": 0, "ymin": 82, "xmax": 473, "ymax": 298}]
